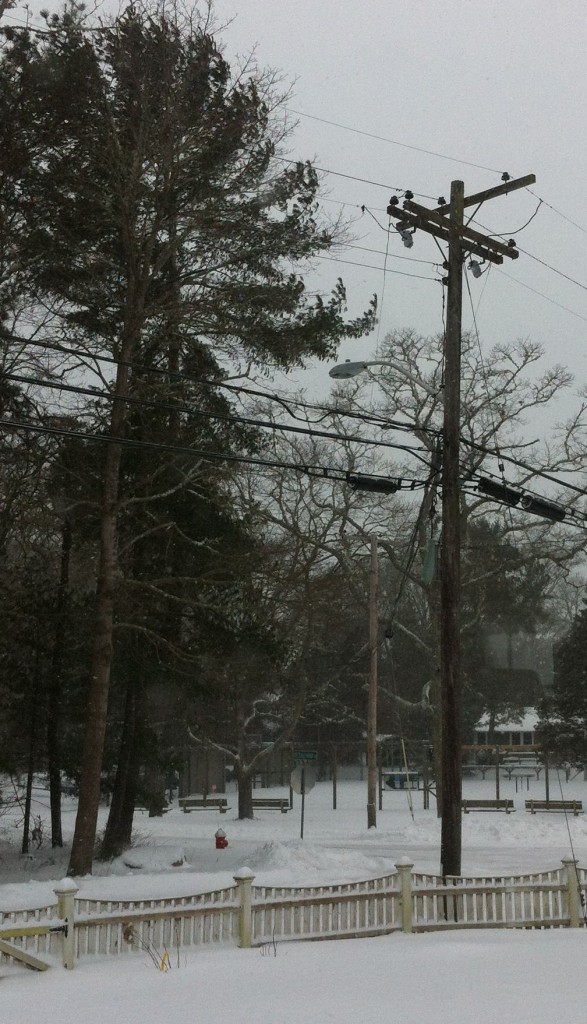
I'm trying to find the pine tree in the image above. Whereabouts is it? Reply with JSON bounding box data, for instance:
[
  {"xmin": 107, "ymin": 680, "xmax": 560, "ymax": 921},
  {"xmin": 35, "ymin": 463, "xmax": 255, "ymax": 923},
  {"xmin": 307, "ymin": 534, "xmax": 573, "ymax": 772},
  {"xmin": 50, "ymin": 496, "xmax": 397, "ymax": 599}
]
[
  {"xmin": 1, "ymin": 4, "xmax": 375, "ymax": 872},
  {"xmin": 538, "ymin": 604, "xmax": 587, "ymax": 766}
]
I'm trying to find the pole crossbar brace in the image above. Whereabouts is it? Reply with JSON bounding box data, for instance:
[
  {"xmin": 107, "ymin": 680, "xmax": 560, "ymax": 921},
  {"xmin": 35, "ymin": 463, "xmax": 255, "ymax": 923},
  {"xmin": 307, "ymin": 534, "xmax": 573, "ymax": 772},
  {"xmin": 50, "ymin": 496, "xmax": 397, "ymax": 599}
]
[
  {"xmin": 387, "ymin": 207, "xmax": 504, "ymax": 265},
  {"xmin": 434, "ymin": 173, "xmax": 537, "ymax": 215},
  {"xmin": 403, "ymin": 200, "xmax": 519, "ymax": 260}
]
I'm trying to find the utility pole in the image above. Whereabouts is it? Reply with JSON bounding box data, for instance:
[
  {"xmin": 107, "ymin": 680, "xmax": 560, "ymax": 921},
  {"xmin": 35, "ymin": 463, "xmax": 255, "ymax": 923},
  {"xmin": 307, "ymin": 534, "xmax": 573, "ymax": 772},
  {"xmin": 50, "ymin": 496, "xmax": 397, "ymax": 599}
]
[
  {"xmin": 367, "ymin": 534, "xmax": 378, "ymax": 828},
  {"xmin": 387, "ymin": 172, "xmax": 535, "ymax": 877},
  {"xmin": 441, "ymin": 179, "xmax": 464, "ymax": 876}
]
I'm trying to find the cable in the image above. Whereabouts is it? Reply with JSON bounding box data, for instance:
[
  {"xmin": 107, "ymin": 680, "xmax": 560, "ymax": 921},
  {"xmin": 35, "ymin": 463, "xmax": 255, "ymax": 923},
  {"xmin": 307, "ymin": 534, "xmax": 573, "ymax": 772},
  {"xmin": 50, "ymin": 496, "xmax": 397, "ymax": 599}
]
[
  {"xmin": 348, "ymin": 243, "xmax": 438, "ymax": 267},
  {"xmin": 469, "ymin": 214, "xmax": 587, "ymax": 295},
  {"xmin": 0, "ymin": 416, "xmax": 430, "ymax": 492},
  {"xmin": 2, "ymin": 370, "xmax": 435, "ymax": 466},
  {"xmin": 3, "ymin": 334, "xmax": 438, "ymax": 438},
  {"xmin": 476, "ymin": 199, "xmax": 543, "ymax": 239},
  {"xmin": 8, "ymin": 336, "xmax": 587, "ymax": 501},
  {"xmin": 315, "ymin": 254, "xmax": 440, "ymax": 282},
  {"xmin": 514, "ymin": 246, "xmax": 587, "ymax": 295},
  {"xmin": 493, "ymin": 267, "xmax": 587, "ymax": 324},
  {"xmin": 463, "ymin": 442, "xmax": 587, "ymax": 501},
  {"xmin": 375, "ymin": 216, "xmax": 392, "ymax": 349},
  {"xmin": 527, "ymin": 188, "xmax": 587, "ymax": 240},
  {"xmin": 461, "ymin": 483, "xmax": 587, "ymax": 532},
  {"xmin": 276, "ymin": 157, "xmax": 437, "ymax": 200},
  {"xmin": 286, "ymin": 107, "xmax": 503, "ymax": 175}
]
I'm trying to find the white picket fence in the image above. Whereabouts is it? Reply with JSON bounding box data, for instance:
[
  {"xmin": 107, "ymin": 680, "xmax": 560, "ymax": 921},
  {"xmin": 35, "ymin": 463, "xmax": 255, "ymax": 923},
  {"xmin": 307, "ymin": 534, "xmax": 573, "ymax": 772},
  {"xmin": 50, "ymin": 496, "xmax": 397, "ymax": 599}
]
[{"xmin": 1, "ymin": 858, "xmax": 585, "ymax": 969}]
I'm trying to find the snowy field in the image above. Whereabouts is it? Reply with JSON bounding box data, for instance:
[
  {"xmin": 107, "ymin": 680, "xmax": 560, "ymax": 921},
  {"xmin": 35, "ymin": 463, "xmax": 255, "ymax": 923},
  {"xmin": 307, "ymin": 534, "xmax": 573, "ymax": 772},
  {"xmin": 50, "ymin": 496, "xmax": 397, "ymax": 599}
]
[{"xmin": 2, "ymin": 774, "xmax": 587, "ymax": 1022}]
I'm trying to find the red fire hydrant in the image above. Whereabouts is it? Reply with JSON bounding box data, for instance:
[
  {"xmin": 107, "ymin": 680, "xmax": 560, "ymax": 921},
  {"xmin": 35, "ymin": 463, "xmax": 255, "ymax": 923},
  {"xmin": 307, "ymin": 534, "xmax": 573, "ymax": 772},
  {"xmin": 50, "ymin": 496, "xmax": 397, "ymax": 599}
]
[{"xmin": 215, "ymin": 828, "xmax": 228, "ymax": 850}]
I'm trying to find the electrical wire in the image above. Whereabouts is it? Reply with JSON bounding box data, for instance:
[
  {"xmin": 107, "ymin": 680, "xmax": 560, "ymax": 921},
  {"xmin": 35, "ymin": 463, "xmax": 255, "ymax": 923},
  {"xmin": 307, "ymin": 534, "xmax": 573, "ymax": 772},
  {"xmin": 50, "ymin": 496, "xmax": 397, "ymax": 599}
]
[
  {"xmin": 285, "ymin": 108, "xmax": 503, "ymax": 175},
  {"xmin": 276, "ymin": 156, "xmax": 436, "ymax": 200},
  {"xmin": 315, "ymin": 253, "xmax": 440, "ymax": 282},
  {"xmin": 374, "ymin": 217, "xmax": 393, "ymax": 347},
  {"xmin": 6, "ymin": 337, "xmax": 587, "ymax": 502},
  {"xmin": 2, "ymin": 334, "xmax": 437, "ymax": 437},
  {"xmin": 0, "ymin": 415, "xmax": 430, "ymax": 492},
  {"xmin": 348, "ymin": 243, "xmax": 439, "ymax": 266},
  {"xmin": 2, "ymin": 369, "xmax": 435, "ymax": 467},
  {"xmin": 527, "ymin": 188, "xmax": 587, "ymax": 240},
  {"xmin": 493, "ymin": 267, "xmax": 587, "ymax": 324}
]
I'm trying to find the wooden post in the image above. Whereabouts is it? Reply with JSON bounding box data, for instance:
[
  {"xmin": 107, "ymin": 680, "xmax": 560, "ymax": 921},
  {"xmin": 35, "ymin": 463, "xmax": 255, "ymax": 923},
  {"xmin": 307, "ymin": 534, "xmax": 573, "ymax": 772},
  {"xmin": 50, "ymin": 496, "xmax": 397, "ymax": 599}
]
[
  {"xmin": 544, "ymin": 751, "xmax": 550, "ymax": 803},
  {"xmin": 439, "ymin": 179, "xmax": 464, "ymax": 879},
  {"xmin": 562, "ymin": 856, "xmax": 581, "ymax": 927},
  {"xmin": 395, "ymin": 858, "xmax": 414, "ymax": 933},
  {"xmin": 332, "ymin": 744, "xmax": 337, "ymax": 810},
  {"xmin": 495, "ymin": 746, "xmax": 500, "ymax": 801},
  {"xmin": 233, "ymin": 868, "xmax": 255, "ymax": 948},
  {"xmin": 54, "ymin": 878, "xmax": 78, "ymax": 968},
  {"xmin": 367, "ymin": 534, "xmax": 378, "ymax": 829},
  {"xmin": 422, "ymin": 741, "xmax": 430, "ymax": 810},
  {"xmin": 378, "ymin": 743, "xmax": 383, "ymax": 811}
]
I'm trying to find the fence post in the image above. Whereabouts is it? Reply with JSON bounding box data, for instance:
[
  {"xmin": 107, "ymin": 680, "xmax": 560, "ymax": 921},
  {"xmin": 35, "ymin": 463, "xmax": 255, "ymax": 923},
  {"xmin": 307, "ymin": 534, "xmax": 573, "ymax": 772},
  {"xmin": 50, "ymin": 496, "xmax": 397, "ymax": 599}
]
[
  {"xmin": 395, "ymin": 857, "xmax": 414, "ymax": 934},
  {"xmin": 53, "ymin": 878, "xmax": 78, "ymax": 968},
  {"xmin": 233, "ymin": 867, "xmax": 255, "ymax": 948},
  {"xmin": 562, "ymin": 856, "xmax": 581, "ymax": 928}
]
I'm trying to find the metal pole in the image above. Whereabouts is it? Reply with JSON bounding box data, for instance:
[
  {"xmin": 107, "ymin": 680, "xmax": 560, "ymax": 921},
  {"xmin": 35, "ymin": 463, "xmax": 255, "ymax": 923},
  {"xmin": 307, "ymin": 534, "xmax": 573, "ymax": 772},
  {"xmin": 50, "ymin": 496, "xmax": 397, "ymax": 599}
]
[
  {"xmin": 300, "ymin": 767, "xmax": 305, "ymax": 840},
  {"xmin": 367, "ymin": 535, "xmax": 378, "ymax": 828},
  {"xmin": 440, "ymin": 180, "xmax": 464, "ymax": 878}
]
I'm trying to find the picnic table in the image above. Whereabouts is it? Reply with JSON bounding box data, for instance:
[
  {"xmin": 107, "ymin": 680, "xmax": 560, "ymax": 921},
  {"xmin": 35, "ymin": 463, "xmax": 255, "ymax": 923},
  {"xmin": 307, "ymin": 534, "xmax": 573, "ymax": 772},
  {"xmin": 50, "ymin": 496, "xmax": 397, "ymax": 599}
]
[
  {"xmin": 383, "ymin": 770, "xmax": 421, "ymax": 790},
  {"xmin": 501, "ymin": 760, "xmax": 543, "ymax": 780}
]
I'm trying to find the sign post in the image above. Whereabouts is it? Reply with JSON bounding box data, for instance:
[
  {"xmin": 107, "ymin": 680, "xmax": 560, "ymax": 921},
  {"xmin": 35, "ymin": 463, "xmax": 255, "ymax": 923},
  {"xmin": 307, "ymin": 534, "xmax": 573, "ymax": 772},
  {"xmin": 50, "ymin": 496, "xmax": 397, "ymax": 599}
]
[{"xmin": 291, "ymin": 752, "xmax": 317, "ymax": 840}]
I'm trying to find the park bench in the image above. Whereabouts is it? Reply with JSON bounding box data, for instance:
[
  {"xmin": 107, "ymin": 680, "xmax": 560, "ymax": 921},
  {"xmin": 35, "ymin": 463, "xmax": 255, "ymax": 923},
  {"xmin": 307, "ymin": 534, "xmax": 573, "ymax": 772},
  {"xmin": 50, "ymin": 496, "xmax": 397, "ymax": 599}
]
[
  {"xmin": 179, "ymin": 796, "xmax": 229, "ymax": 813},
  {"xmin": 525, "ymin": 799, "xmax": 583, "ymax": 816},
  {"xmin": 252, "ymin": 797, "xmax": 290, "ymax": 813},
  {"xmin": 462, "ymin": 798, "xmax": 515, "ymax": 813}
]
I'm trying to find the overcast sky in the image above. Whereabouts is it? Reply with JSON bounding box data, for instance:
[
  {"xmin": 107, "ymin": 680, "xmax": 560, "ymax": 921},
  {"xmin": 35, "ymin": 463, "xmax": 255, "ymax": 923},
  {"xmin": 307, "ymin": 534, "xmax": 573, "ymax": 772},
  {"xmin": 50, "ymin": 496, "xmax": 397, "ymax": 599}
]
[
  {"xmin": 8, "ymin": 0, "xmax": 587, "ymax": 407},
  {"xmin": 209, "ymin": 0, "xmax": 587, "ymax": 404}
]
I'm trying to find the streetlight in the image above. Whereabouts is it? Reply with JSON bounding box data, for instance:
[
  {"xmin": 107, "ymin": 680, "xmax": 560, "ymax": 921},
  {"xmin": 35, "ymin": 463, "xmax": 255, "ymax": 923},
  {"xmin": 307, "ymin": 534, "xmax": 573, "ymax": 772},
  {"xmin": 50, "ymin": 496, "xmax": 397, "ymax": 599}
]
[{"xmin": 329, "ymin": 359, "xmax": 438, "ymax": 397}]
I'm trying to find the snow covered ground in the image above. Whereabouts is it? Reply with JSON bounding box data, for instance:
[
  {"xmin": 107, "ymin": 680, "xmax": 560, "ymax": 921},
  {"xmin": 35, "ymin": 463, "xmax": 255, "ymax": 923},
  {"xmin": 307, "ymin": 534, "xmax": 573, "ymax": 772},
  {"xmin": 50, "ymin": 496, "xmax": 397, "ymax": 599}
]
[{"xmin": 2, "ymin": 774, "xmax": 587, "ymax": 1022}]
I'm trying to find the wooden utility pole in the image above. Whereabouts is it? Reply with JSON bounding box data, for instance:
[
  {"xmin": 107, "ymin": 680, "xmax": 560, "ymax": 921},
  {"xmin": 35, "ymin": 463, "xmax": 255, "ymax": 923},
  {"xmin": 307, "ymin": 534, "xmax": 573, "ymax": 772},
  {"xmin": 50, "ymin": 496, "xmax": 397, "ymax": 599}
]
[
  {"xmin": 387, "ymin": 173, "xmax": 535, "ymax": 877},
  {"xmin": 440, "ymin": 179, "xmax": 465, "ymax": 876},
  {"xmin": 367, "ymin": 534, "xmax": 378, "ymax": 828}
]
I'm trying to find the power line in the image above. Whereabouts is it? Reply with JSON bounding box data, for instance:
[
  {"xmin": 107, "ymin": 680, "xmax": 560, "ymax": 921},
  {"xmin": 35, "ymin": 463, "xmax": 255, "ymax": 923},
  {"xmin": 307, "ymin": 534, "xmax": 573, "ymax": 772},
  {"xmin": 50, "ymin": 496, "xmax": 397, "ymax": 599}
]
[
  {"xmin": 277, "ymin": 156, "xmax": 437, "ymax": 200},
  {"xmin": 315, "ymin": 254, "xmax": 440, "ymax": 282},
  {"xmin": 286, "ymin": 107, "xmax": 503, "ymax": 175},
  {"xmin": 527, "ymin": 188, "xmax": 587, "ymax": 240},
  {"xmin": 0, "ymin": 416, "xmax": 429, "ymax": 491},
  {"xmin": 3, "ymin": 334, "xmax": 436, "ymax": 437},
  {"xmin": 493, "ymin": 266, "xmax": 587, "ymax": 323},
  {"xmin": 7, "ymin": 336, "xmax": 587, "ymax": 501},
  {"xmin": 470, "ymin": 214, "xmax": 587, "ymax": 294},
  {"xmin": 348, "ymin": 244, "xmax": 439, "ymax": 266},
  {"xmin": 3, "ymin": 369, "xmax": 435, "ymax": 466}
]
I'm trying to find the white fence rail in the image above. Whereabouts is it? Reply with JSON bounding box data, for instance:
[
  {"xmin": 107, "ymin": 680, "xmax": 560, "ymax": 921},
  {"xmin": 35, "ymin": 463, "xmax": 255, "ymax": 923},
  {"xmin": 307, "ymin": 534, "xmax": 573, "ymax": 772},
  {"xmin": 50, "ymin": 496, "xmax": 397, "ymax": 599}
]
[{"xmin": 1, "ymin": 857, "xmax": 584, "ymax": 969}]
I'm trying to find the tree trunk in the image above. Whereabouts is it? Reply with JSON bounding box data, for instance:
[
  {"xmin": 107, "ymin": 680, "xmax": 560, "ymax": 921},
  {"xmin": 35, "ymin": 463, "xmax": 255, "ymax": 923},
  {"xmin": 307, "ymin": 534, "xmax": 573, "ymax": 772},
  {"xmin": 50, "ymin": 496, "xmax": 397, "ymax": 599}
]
[
  {"xmin": 47, "ymin": 515, "xmax": 72, "ymax": 848},
  {"xmin": 22, "ymin": 644, "xmax": 40, "ymax": 855},
  {"xmin": 68, "ymin": 355, "xmax": 132, "ymax": 876},
  {"xmin": 236, "ymin": 767, "xmax": 254, "ymax": 819},
  {"xmin": 100, "ymin": 675, "xmax": 140, "ymax": 860}
]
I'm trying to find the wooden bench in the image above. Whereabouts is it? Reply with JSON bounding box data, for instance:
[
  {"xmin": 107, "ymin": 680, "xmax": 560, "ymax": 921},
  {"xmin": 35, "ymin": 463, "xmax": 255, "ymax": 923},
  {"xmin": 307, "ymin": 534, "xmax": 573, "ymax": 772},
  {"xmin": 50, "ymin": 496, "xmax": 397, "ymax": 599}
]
[
  {"xmin": 179, "ymin": 796, "xmax": 229, "ymax": 813},
  {"xmin": 252, "ymin": 797, "xmax": 289, "ymax": 813},
  {"xmin": 462, "ymin": 799, "xmax": 515, "ymax": 813},
  {"xmin": 525, "ymin": 799, "xmax": 583, "ymax": 816}
]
